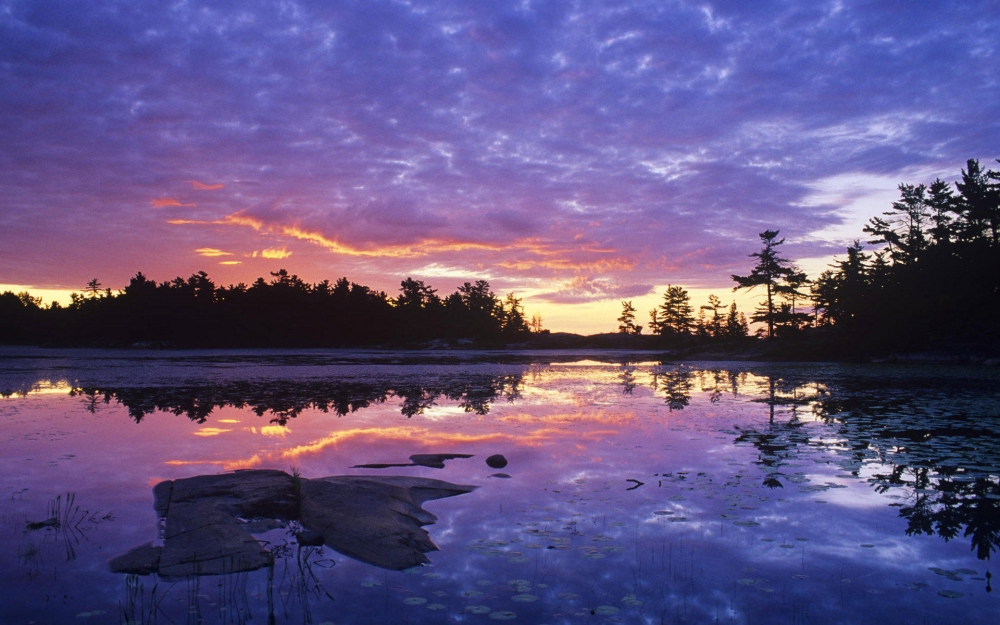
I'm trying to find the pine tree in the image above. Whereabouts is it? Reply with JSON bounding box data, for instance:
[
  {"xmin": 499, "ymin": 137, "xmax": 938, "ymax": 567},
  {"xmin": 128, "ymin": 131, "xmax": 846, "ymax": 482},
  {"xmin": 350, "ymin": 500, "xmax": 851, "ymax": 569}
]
[
  {"xmin": 731, "ymin": 230, "xmax": 796, "ymax": 339},
  {"xmin": 701, "ymin": 294, "xmax": 724, "ymax": 338},
  {"xmin": 658, "ymin": 285, "xmax": 694, "ymax": 335},
  {"xmin": 617, "ymin": 300, "xmax": 640, "ymax": 334}
]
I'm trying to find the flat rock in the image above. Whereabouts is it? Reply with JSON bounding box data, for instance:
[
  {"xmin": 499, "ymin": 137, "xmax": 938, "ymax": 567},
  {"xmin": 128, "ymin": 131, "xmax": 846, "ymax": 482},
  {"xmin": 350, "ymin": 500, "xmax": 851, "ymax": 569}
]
[
  {"xmin": 109, "ymin": 542, "xmax": 161, "ymax": 575},
  {"xmin": 111, "ymin": 470, "xmax": 476, "ymax": 576},
  {"xmin": 300, "ymin": 476, "xmax": 475, "ymax": 570}
]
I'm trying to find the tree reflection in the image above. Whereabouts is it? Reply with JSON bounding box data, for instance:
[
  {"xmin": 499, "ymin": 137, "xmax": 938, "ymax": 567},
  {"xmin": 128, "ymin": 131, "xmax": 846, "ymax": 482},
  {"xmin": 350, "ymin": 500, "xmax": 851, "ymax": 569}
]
[
  {"xmin": 730, "ymin": 371, "xmax": 1000, "ymax": 560},
  {"xmin": 650, "ymin": 367, "xmax": 692, "ymax": 410},
  {"xmin": 68, "ymin": 373, "xmax": 524, "ymax": 424}
]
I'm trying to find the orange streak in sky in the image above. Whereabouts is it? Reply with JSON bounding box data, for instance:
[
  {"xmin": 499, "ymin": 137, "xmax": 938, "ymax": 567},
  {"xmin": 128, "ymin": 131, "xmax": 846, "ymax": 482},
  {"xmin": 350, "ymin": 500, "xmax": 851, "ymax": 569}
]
[
  {"xmin": 189, "ymin": 181, "xmax": 225, "ymax": 190},
  {"xmin": 169, "ymin": 210, "xmax": 631, "ymax": 269},
  {"xmin": 151, "ymin": 197, "xmax": 195, "ymax": 208}
]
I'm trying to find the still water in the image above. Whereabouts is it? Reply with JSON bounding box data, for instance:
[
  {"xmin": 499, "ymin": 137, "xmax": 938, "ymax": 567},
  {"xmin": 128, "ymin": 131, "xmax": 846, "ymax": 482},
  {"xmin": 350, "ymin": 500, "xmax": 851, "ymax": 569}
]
[{"xmin": 1, "ymin": 348, "xmax": 998, "ymax": 624}]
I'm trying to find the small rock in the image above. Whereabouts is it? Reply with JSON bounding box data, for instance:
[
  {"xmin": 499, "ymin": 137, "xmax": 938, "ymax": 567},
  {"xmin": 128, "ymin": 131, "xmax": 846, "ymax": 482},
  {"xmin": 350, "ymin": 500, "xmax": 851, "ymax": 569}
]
[{"xmin": 486, "ymin": 454, "xmax": 508, "ymax": 469}]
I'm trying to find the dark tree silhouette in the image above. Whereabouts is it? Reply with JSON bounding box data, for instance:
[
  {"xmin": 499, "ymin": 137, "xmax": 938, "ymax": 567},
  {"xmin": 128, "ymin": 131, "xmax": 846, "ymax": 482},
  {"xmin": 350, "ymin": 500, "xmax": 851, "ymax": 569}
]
[
  {"xmin": 732, "ymin": 230, "xmax": 796, "ymax": 339},
  {"xmin": 655, "ymin": 285, "xmax": 693, "ymax": 336},
  {"xmin": 617, "ymin": 300, "xmax": 641, "ymax": 334}
]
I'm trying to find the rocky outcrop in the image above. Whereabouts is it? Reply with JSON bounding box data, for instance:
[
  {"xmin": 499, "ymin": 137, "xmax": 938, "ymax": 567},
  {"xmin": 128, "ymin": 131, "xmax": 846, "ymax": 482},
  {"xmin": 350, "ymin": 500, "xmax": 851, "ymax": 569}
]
[{"xmin": 110, "ymin": 469, "xmax": 475, "ymax": 577}]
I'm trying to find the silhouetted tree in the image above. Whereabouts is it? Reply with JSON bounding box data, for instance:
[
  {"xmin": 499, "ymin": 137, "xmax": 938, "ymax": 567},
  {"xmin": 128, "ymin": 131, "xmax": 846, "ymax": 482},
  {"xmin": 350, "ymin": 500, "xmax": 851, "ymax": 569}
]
[
  {"xmin": 617, "ymin": 300, "xmax": 640, "ymax": 334},
  {"xmin": 656, "ymin": 285, "xmax": 693, "ymax": 336},
  {"xmin": 732, "ymin": 230, "xmax": 796, "ymax": 339},
  {"xmin": 701, "ymin": 294, "xmax": 724, "ymax": 338}
]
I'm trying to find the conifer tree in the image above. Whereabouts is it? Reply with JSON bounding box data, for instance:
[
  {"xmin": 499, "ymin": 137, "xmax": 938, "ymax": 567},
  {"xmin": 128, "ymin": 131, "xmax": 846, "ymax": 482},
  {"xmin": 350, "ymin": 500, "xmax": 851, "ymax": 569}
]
[
  {"xmin": 731, "ymin": 230, "xmax": 795, "ymax": 339},
  {"xmin": 617, "ymin": 300, "xmax": 640, "ymax": 334},
  {"xmin": 658, "ymin": 285, "xmax": 694, "ymax": 335}
]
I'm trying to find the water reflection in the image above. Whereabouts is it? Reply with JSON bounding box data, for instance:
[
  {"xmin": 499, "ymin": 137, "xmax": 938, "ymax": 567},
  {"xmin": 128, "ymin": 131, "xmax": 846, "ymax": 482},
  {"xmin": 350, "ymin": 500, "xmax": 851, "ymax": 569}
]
[
  {"xmin": 3, "ymin": 355, "xmax": 1000, "ymax": 623},
  {"xmin": 723, "ymin": 368, "xmax": 1000, "ymax": 560},
  {"xmin": 68, "ymin": 373, "xmax": 523, "ymax": 424}
]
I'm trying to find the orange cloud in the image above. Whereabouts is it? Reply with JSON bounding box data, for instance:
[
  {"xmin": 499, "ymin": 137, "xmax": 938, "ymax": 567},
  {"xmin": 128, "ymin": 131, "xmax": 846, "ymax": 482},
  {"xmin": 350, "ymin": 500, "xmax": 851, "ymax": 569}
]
[
  {"xmin": 195, "ymin": 248, "xmax": 233, "ymax": 257},
  {"xmin": 188, "ymin": 180, "xmax": 225, "ymax": 190},
  {"xmin": 219, "ymin": 261, "xmax": 242, "ymax": 265},
  {"xmin": 169, "ymin": 210, "xmax": 624, "ymax": 270},
  {"xmin": 252, "ymin": 247, "xmax": 292, "ymax": 259},
  {"xmin": 151, "ymin": 197, "xmax": 195, "ymax": 208}
]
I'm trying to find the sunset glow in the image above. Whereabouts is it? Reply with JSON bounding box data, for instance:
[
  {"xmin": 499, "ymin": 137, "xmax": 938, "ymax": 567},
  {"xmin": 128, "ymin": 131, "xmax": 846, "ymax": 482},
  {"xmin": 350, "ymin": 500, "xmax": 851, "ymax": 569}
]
[{"xmin": 2, "ymin": 1, "xmax": 997, "ymax": 333}]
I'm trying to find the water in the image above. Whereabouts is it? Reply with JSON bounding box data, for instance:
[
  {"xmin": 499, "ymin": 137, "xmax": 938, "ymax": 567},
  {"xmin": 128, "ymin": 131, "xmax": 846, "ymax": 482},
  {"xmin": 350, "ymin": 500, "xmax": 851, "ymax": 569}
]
[{"xmin": 1, "ymin": 348, "xmax": 998, "ymax": 624}]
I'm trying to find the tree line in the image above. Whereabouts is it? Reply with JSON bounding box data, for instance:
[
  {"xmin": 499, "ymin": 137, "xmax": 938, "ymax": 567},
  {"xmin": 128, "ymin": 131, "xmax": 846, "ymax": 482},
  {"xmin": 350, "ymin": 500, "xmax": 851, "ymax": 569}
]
[
  {"xmin": 619, "ymin": 157, "xmax": 1000, "ymax": 354},
  {"xmin": 0, "ymin": 271, "xmax": 537, "ymax": 347},
  {"xmin": 3, "ymin": 157, "xmax": 997, "ymax": 354}
]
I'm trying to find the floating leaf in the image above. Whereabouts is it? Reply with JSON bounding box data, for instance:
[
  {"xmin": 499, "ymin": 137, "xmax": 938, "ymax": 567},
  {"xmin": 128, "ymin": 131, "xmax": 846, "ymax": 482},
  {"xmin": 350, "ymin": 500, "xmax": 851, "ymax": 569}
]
[
  {"xmin": 361, "ymin": 581, "xmax": 382, "ymax": 588},
  {"xmin": 463, "ymin": 590, "xmax": 484, "ymax": 598},
  {"xmin": 489, "ymin": 611, "xmax": 518, "ymax": 620},
  {"xmin": 937, "ymin": 590, "xmax": 964, "ymax": 599},
  {"xmin": 427, "ymin": 603, "xmax": 446, "ymax": 611},
  {"xmin": 511, "ymin": 594, "xmax": 538, "ymax": 602},
  {"xmin": 403, "ymin": 597, "xmax": 427, "ymax": 605},
  {"xmin": 594, "ymin": 605, "xmax": 620, "ymax": 615},
  {"xmin": 465, "ymin": 605, "xmax": 492, "ymax": 614}
]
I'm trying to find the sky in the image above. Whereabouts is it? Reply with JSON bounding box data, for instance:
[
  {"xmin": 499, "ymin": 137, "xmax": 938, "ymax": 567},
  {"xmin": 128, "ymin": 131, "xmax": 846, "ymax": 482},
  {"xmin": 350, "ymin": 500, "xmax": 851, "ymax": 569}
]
[{"xmin": 1, "ymin": 0, "xmax": 998, "ymax": 333}]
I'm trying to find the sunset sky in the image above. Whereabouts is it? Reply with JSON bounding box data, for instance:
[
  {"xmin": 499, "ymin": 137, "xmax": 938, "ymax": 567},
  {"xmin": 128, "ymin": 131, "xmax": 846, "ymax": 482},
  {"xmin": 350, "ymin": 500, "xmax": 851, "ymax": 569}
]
[{"xmin": 2, "ymin": 0, "xmax": 998, "ymax": 333}]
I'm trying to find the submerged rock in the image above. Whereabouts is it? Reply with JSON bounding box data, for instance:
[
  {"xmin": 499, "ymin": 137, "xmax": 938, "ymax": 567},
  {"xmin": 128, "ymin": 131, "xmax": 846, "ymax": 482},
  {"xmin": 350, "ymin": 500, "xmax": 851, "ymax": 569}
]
[
  {"xmin": 110, "ymin": 469, "xmax": 476, "ymax": 577},
  {"xmin": 352, "ymin": 453, "xmax": 473, "ymax": 469}
]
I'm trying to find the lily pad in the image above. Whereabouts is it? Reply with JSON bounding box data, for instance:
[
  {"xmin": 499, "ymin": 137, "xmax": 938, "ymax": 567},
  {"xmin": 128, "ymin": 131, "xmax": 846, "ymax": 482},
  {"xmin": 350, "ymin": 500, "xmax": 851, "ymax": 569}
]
[
  {"xmin": 594, "ymin": 605, "xmax": 620, "ymax": 615},
  {"xmin": 403, "ymin": 597, "xmax": 427, "ymax": 605},
  {"xmin": 465, "ymin": 605, "xmax": 492, "ymax": 614},
  {"xmin": 937, "ymin": 590, "xmax": 964, "ymax": 599},
  {"xmin": 489, "ymin": 611, "xmax": 518, "ymax": 620},
  {"xmin": 511, "ymin": 594, "xmax": 538, "ymax": 602}
]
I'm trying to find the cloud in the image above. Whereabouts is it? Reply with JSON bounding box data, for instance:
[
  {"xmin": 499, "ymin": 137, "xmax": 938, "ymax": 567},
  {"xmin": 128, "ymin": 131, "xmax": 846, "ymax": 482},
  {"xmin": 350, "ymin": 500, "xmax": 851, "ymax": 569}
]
[
  {"xmin": 150, "ymin": 197, "xmax": 195, "ymax": 208},
  {"xmin": 2, "ymin": 0, "xmax": 999, "ymax": 318},
  {"xmin": 195, "ymin": 248, "xmax": 233, "ymax": 257},
  {"xmin": 188, "ymin": 181, "xmax": 225, "ymax": 190},
  {"xmin": 536, "ymin": 276, "xmax": 654, "ymax": 304},
  {"xmin": 253, "ymin": 248, "xmax": 292, "ymax": 259}
]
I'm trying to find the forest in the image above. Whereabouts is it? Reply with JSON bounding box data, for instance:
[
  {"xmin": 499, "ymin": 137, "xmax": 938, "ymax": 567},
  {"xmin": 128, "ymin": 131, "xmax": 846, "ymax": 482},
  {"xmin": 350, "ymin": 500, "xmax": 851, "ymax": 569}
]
[
  {"xmin": 1, "ymin": 158, "xmax": 998, "ymax": 354},
  {"xmin": 618, "ymin": 157, "xmax": 1000, "ymax": 356}
]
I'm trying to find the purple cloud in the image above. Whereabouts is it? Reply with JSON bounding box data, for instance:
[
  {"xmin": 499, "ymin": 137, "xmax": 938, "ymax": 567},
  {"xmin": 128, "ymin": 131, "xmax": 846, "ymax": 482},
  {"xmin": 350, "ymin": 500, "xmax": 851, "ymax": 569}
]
[{"xmin": 1, "ymin": 0, "xmax": 998, "ymax": 306}]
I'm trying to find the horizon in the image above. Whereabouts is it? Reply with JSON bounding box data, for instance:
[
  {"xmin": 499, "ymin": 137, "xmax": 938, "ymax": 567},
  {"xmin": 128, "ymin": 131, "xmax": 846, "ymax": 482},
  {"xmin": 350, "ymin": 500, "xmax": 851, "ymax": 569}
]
[{"xmin": 2, "ymin": 1, "xmax": 998, "ymax": 334}]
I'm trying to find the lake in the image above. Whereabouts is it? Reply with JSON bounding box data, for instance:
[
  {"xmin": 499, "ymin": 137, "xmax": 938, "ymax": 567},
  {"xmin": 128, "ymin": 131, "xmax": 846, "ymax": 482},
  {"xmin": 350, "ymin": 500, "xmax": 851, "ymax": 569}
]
[{"xmin": 1, "ymin": 348, "xmax": 998, "ymax": 624}]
